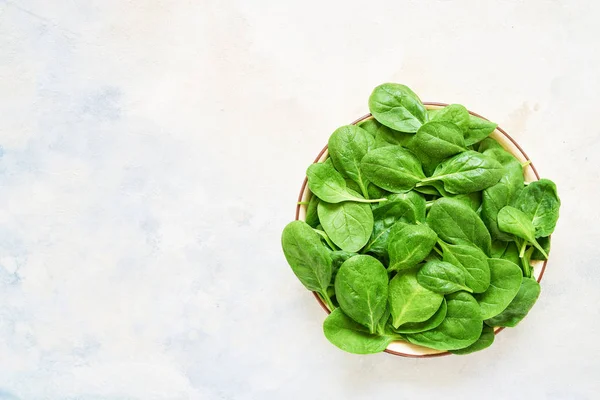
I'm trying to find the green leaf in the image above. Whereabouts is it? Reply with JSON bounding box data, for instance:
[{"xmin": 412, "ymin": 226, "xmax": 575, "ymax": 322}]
[
  {"xmin": 363, "ymin": 192, "xmax": 426, "ymax": 258},
  {"xmin": 500, "ymin": 241, "xmax": 521, "ymax": 265},
  {"xmin": 281, "ymin": 221, "xmax": 332, "ymax": 295},
  {"xmin": 490, "ymin": 241, "xmax": 509, "ymax": 258},
  {"xmin": 497, "ymin": 206, "xmax": 547, "ymax": 258},
  {"xmin": 406, "ymin": 292, "xmax": 483, "ymax": 351},
  {"xmin": 451, "ymin": 192, "xmax": 482, "ymax": 211},
  {"xmin": 450, "ymin": 324, "xmax": 495, "ymax": 355},
  {"xmin": 439, "ymin": 241, "xmax": 490, "ymax": 293},
  {"xmin": 475, "ymin": 259, "xmax": 523, "ymax": 320},
  {"xmin": 477, "ymin": 137, "xmax": 504, "ymax": 152},
  {"xmin": 359, "ymin": 118, "xmax": 412, "ymax": 148},
  {"xmin": 334, "ymin": 255, "xmax": 389, "ymax": 333},
  {"xmin": 530, "ymin": 236, "xmax": 551, "ymax": 260},
  {"xmin": 306, "ymin": 159, "xmax": 384, "ymax": 204},
  {"xmin": 388, "ymin": 270, "xmax": 444, "ymax": 328},
  {"xmin": 427, "ymin": 198, "xmax": 492, "ymax": 256},
  {"xmin": 328, "ymin": 125, "xmax": 374, "ymax": 197},
  {"xmin": 323, "ymin": 308, "xmax": 398, "ymax": 354},
  {"xmin": 368, "ymin": 83, "xmax": 427, "ymax": 132},
  {"xmin": 481, "ymin": 147, "xmax": 524, "ymax": 241},
  {"xmin": 464, "ymin": 114, "xmax": 497, "ymax": 145},
  {"xmin": 318, "ymin": 199, "xmax": 374, "ymax": 252},
  {"xmin": 387, "ymin": 222, "xmax": 438, "ymax": 272},
  {"xmin": 330, "ymin": 250, "xmax": 356, "ymax": 283},
  {"xmin": 304, "ymin": 193, "xmax": 320, "ymax": 228},
  {"xmin": 419, "ymin": 151, "xmax": 503, "ymax": 194},
  {"xmin": 513, "ymin": 179, "xmax": 561, "ymax": 237},
  {"xmin": 417, "ymin": 260, "xmax": 473, "ymax": 294},
  {"xmin": 394, "ymin": 298, "xmax": 447, "ymax": 334},
  {"xmin": 430, "ymin": 104, "xmax": 470, "ymax": 133},
  {"xmin": 408, "ymin": 121, "xmax": 466, "ymax": 159},
  {"xmin": 361, "ymin": 146, "xmax": 426, "ymax": 193},
  {"xmin": 356, "ymin": 118, "xmax": 379, "ymax": 138},
  {"xmin": 485, "ymin": 278, "xmax": 541, "ymax": 327}
]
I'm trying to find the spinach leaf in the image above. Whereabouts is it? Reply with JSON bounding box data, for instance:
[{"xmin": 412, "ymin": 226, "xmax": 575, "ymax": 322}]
[
  {"xmin": 513, "ymin": 179, "xmax": 561, "ymax": 237},
  {"xmin": 318, "ymin": 199, "xmax": 374, "ymax": 252},
  {"xmin": 304, "ymin": 193, "xmax": 320, "ymax": 228},
  {"xmin": 330, "ymin": 250, "xmax": 356, "ymax": 283},
  {"xmin": 368, "ymin": 83, "xmax": 427, "ymax": 132},
  {"xmin": 500, "ymin": 241, "xmax": 521, "ymax": 265},
  {"xmin": 359, "ymin": 118, "xmax": 412, "ymax": 148},
  {"xmin": 388, "ymin": 270, "xmax": 444, "ymax": 328},
  {"xmin": 481, "ymin": 150, "xmax": 524, "ymax": 241},
  {"xmin": 361, "ymin": 146, "xmax": 426, "ymax": 193},
  {"xmin": 464, "ymin": 114, "xmax": 497, "ymax": 145},
  {"xmin": 485, "ymin": 278, "xmax": 541, "ymax": 327},
  {"xmin": 439, "ymin": 241, "xmax": 490, "ymax": 293},
  {"xmin": 387, "ymin": 222, "xmax": 438, "ymax": 272},
  {"xmin": 417, "ymin": 260, "xmax": 473, "ymax": 294},
  {"xmin": 306, "ymin": 159, "xmax": 385, "ymax": 203},
  {"xmin": 491, "ymin": 241, "xmax": 509, "ymax": 258},
  {"xmin": 427, "ymin": 198, "xmax": 492, "ymax": 256},
  {"xmin": 531, "ymin": 236, "xmax": 551, "ymax": 260},
  {"xmin": 475, "ymin": 259, "xmax": 523, "ymax": 320},
  {"xmin": 408, "ymin": 121, "xmax": 466, "ymax": 159},
  {"xmin": 323, "ymin": 308, "xmax": 398, "ymax": 354},
  {"xmin": 450, "ymin": 324, "xmax": 495, "ymax": 355},
  {"xmin": 477, "ymin": 137, "xmax": 504, "ymax": 152},
  {"xmin": 356, "ymin": 118, "xmax": 379, "ymax": 138},
  {"xmin": 328, "ymin": 125, "xmax": 374, "ymax": 198},
  {"xmin": 430, "ymin": 104, "xmax": 470, "ymax": 133},
  {"xmin": 419, "ymin": 151, "xmax": 503, "ymax": 194},
  {"xmin": 452, "ymin": 192, "xmax": 482, "ymax": 211},
  {"xmin": 497, "ymin": 206, "xmax": 548, "ymax": 258},
  {"xmin": 394, "ymin": 298, "xmax": 447, "ymax": 334},
  {"xmin": 363, "ymin": 192, "xmax": 426, "ymax": 258},
  {"xmin": 334, "ymin": 255, "xmax": 388, "ymax": 333},
  {"xmin": 406, "ymin": 292, "xmax": 483, "ymax": 351},
  {"xmin": 313, "ymin": 228, "xmax": 338, "ymax": 250},
  {"xmin": 281, "ymin": 221, "xmax": 333, "ymax": 307}
]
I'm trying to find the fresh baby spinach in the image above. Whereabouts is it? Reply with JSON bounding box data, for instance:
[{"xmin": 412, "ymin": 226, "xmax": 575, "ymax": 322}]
[
  {"xmin": 417, "ymin": 260, "xmax": 473, "ymax": 294},
  {"xmin": 387, "ymin": 222, "xmax": 438, "ymax": 272},
  {"xmin": 334, "ymin": 255, "xmax": 388, "ymax": 333},
  {"xmin": 419, "ymin": 151, "xmax": 503, "ymax": 194},
  {"xmin": 361, "ymin": 146, "xmax": 426, "ymax": 193},
  {"xmin": 368, "ymin": 83, "xmax": 427, "ymax": 132},
  {"xmin": 318, "ymin": 199, "xmax": 374, "ymax": 252},
  {"xmin": 282, "ymin": 82, "xmax": 559, "ymax": 355},
  {"xmin": 388, "ymin": 270, "xmax": 444, "ymax": 328}
]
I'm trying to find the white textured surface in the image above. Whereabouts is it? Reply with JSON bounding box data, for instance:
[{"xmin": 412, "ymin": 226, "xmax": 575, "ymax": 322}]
[{"xmin": 0, "ymin": 1, "xmax": 598, "ymax": 399}]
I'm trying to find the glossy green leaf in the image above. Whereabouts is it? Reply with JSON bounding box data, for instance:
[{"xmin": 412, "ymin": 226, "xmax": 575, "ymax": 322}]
[
  {"xmin": 497, "ymin": 206, "xmax": 547, "ymax": 258},
  {"xmin": 439, "ymin": 241, "xmax": 490, "ymax": 293},
  {"xmin": 328, "ymin": 125, "xmax": 374, "ymax": 197},
  {"xmin": 475, "ymin": 259, "xmax": 523, "ymax": 320},
  {"xmin": 513, "ymin": 179, "xmax": 561, "ymax": 237},
  {"xmin": 430, "ymin": 104, "xmax": 470, "ymax": 133},
  {"xmin": 306, "ymin": 159, "xmax": 384, "ymax": 204},
  {"xmin": 388, "ymin": 270, "xmax": 444, "ymax": 328},
  {"xmin": 464, "ymin": 114, "xmax": 497, "ymax": 145},
  {"xmin": 417, "ymin": 260, "xmax": 473, "ymax": 294},
  {"xmin": 304, "ymin": 193, "xmax": 320, "ymax": 228},
  {"xmin": 409, "ymin": 121, "xmax": 466, "ymax": 159},
  {"xmin": 318, "ymin": 199, "xmax": 374, "ymax": 252},
  {"xmin": 485, "ymin": 278, "xmax": 541, "ymax": 327},
  {"xmin": 450, "ymin": 324, "xmax": 495, "ymax": 355},
  {"xmin": 281, "ymin": 221, "xmax": 332, "ymax": 296},
  {"xmin": 427, "ymin": 198, "xmax": 492, "ymax": 255},
  {"xmin": 419, "ymin": 151, "xmax": 503, "ymax": 194},
  {"xmin": 361, "ymin": 146, "xmax": 425, "ymax": 193},
  {"xmin": 334, "ymin": 255, "xmax": 388, "ymax": 333},
  {"xmin": 368, "ymin": 83, "xmax": 427, "ymax": 132},
  {"xmin": 406, "ymin": 292, "xmax": 483, "ymax": 351},
  {"xmin": 394, "ymin": 298, "xmax": 447, "ymax": 334},
  {"xmin": 387, "ymin": 222, "xmax": 438, "ymax": 272},
  {"xmin": 323, "ymin": 308, "xmax": 398, "ymax": 354}
]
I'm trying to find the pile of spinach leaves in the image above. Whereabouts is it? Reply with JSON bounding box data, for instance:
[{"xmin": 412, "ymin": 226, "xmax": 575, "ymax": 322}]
[{"xmin": 281, "ymin": 83, "xmax": 560, "ymax": 355}]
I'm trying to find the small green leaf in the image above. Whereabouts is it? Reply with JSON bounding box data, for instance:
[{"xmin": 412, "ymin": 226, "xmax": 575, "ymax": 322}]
[
  {"xmin": 388, "ymin": 270, "xmax": 444, "ymax": 328},
  {"xmin": 368, "ymin": 83, "xmax": 427, "ymax": 132}
]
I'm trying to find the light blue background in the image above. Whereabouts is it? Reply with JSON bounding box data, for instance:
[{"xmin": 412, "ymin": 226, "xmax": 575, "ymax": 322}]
[{"xmin": 1, "ymin": 1, "xmax": 598, "ymax": 399}]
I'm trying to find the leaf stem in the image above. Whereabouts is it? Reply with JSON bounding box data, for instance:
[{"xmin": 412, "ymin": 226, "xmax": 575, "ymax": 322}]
[
  {"xmin": 357, "ymin": 180, "xmax": 370, "ymax": 200},
  {"xmin": 351, "ymin": 196, "xmax": 388, "ymax": 204},
  {"xmin": 433, "ymin": 246, "xmax": 444, "ymax": 257},
  {"xmin": 521, "ymin": 160, "xmax": 532, "ymax": 168},
  {"xmin": 297, "ymin": 201, "xmax": 310, "ymax": 205},
  {"xmin": 518, "ymin": 239, "xmax": 527, "ymax": 258},
  {"xmin": 319, "ymin": 291, "xmax": 336, "ymax": 311}
]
